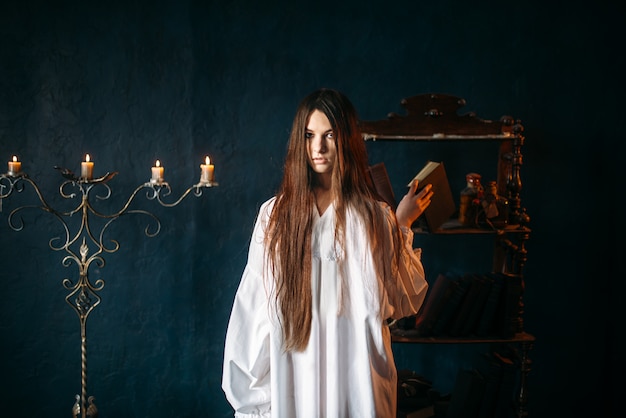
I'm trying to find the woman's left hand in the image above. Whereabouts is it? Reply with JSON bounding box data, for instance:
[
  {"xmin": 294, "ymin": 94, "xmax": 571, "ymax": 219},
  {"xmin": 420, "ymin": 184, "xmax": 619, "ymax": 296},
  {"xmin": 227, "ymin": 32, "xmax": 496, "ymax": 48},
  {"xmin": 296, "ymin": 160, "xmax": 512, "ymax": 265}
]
[{"xmin": 395, "ymin": 180, "xmax": 434, "ymax": 229}]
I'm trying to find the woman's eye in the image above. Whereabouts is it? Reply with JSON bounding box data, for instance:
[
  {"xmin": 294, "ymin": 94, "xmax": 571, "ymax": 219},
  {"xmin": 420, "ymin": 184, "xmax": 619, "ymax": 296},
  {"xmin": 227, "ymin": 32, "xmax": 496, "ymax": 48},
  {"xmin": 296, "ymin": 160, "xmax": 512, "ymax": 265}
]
[
  {"xmin": 305, "ymin": 132, "xmax": 313, "ymax": 139},
  {"xmin": 325, "ymin": 132, "xmax": 334, "ymax": 140}
]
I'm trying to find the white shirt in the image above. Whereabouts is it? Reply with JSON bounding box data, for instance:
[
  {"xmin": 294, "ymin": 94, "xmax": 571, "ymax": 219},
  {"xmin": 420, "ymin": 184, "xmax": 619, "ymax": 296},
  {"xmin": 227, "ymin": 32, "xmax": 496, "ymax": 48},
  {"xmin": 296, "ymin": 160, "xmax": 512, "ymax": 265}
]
[{"xmin": 222, "ymin": 197, "xmax": 428, "ymax": 418}]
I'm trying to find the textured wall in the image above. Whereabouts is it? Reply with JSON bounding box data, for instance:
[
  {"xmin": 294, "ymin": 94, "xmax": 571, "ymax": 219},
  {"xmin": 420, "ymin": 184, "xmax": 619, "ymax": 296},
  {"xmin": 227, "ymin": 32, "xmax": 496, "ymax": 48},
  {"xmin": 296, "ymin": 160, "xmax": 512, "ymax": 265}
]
[{"xmin": 0, "ymin": 0, "xmax": 622, "ymax": 417}]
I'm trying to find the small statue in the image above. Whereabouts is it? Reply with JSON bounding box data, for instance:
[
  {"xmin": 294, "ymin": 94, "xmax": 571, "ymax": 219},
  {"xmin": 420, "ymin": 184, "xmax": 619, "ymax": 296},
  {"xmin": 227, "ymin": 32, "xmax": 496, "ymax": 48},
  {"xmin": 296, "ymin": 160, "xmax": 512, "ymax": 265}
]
[
  {"xmin": 477, "ymin": 180, "xmax": 508, "ymax": 228},
  {"xmin": 458, "ymin": 172, "xmax": 482, "ymax": 226}
]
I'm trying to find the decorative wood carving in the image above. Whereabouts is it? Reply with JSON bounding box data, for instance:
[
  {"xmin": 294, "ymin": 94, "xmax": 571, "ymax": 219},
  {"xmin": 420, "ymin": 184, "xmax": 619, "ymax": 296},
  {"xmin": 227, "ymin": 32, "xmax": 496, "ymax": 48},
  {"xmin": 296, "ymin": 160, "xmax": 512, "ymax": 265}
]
[
  {"xmin": 360, "ymin": 93, "xmax": 529, "ymax": 228},
  {"xmin": 363, "ymin": 93, "xmax": 534, "ymax": 418},
  {"xmin": 360, "ymin": 93, "xmax": 515, "ymax": 139}
]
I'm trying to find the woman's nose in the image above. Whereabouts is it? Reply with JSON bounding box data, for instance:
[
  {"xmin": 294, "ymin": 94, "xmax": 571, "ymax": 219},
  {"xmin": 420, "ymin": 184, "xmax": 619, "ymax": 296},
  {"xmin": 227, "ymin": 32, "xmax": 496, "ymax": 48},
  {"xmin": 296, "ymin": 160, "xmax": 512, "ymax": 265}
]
[{"xmin": 312, "ymin": 136, "xmax": 326, "ymax": 153}]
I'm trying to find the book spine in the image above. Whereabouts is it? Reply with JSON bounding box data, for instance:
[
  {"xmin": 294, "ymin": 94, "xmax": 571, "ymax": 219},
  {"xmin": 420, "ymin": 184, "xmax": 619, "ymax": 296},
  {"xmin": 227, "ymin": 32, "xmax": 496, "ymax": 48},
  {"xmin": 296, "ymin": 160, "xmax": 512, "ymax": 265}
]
[
  {"xmin": 495, "ymin": 273, "xmax": 523, "ymax": 338},
  {"xmin": 414, "ymin": 274, "xmax": 453, "ymax": 337},
  {"xmin": 449, "ymin": 275, "xmax": 481, "ymax": 337},
  {"xmin": 475, "ymin": 274, "xmax": 503, "ymax": 337},
  {"xmin": 431, "ymin": 275, "xmax": 470, "ymax": 336},
  {"xmin": 462, "ymin": 275, "xmax": 492, "ymax": 336}
]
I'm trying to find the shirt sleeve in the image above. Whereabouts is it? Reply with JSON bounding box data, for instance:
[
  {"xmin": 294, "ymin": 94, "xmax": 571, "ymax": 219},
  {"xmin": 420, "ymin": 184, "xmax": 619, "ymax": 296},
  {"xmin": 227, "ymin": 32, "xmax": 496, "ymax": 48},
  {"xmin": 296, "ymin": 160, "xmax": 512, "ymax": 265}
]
[
  {"xmin": 222, "ymin": 200, "xmax": 274, "ymax": 418},
  {"xmin": 382, "ymin": 205, "xmax": 429, "ymax": 320}
]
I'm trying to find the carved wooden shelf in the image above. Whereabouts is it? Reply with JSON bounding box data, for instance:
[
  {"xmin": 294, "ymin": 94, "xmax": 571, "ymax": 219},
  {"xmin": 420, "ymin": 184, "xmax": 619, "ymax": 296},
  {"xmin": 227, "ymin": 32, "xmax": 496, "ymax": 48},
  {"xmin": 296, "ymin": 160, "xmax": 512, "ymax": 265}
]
[
  {"xmin": 361, "ymin": 93, "xmax": 533, "ymax": 418},
  {"xmin": 391, "ymin": 331, "xmax": 535, "ymax": 345}
]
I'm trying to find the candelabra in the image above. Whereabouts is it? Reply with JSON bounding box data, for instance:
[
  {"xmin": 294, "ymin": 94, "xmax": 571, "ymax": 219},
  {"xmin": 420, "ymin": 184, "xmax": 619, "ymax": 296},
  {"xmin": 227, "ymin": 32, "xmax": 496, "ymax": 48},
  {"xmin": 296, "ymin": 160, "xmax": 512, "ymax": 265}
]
[{"xmin": 0, "ymin": 158, "xmax": 218, "ymax": 418}]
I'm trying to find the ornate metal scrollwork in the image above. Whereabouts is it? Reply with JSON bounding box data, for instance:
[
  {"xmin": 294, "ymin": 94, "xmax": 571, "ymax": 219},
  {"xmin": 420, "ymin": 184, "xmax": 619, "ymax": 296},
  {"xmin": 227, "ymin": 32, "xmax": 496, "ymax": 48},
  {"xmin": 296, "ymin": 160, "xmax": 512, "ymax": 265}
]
[{"xmin": 0, "ymin": 169, "xmax": 217, "ymax": 418}]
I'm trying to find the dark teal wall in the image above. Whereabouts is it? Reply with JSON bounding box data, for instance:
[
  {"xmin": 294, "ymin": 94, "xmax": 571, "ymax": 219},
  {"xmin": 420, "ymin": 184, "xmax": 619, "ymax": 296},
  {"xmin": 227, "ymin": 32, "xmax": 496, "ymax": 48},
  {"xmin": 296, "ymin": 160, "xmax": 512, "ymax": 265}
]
[{"xmin": 1, "ymin": 1, "xmax": 622, "ymax": 417}]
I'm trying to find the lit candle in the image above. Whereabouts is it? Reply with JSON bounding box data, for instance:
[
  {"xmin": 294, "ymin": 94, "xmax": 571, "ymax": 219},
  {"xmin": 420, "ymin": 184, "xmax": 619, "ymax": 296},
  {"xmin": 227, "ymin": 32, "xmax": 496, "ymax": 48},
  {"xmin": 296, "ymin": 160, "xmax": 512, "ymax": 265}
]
[
  {"xmin": 8, "ymin": 155, "xmax": 22, "ymax": 176},
  {"xmin": 200, "ymin": 156, "xmax": 214, "ymax": 184},
  {"xmin": 81, "ymin": 154, "xmax": 94, "ymax": 180},
  {"xmin": 151, "ymin": 159, "xmax": 164, "ymax": 183}
]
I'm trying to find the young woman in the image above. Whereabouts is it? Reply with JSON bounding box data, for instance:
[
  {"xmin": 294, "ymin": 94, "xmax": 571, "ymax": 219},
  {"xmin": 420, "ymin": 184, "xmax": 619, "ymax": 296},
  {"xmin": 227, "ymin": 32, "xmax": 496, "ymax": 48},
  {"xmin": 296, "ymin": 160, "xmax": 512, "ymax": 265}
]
[{"xmin": 222, "ymin": 88, "xmax": 433, "ymax": 417}]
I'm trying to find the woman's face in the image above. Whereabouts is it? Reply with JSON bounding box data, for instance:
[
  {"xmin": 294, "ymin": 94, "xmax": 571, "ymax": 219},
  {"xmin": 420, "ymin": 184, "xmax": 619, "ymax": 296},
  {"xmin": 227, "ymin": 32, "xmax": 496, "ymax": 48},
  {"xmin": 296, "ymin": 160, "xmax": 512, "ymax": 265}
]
[{"xmin": 305, "ymin": 109, "xmax": 337, "ymax": 181}]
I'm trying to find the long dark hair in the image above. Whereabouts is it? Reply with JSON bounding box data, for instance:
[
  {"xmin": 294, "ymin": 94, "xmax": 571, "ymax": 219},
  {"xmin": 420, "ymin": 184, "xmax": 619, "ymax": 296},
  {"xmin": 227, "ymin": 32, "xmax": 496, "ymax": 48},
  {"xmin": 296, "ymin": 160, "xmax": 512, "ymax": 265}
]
[{"xmin": 266, "ymin": 88, "xmax": 399, "ymax": 351}]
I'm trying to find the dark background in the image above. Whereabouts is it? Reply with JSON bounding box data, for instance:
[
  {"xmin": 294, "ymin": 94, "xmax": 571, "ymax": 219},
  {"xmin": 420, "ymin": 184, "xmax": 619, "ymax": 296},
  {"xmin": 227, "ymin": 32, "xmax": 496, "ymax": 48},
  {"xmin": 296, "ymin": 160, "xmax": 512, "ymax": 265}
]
[{"xmin": 0, "ymin": 0, "xmax": 622, "ymax": 417}]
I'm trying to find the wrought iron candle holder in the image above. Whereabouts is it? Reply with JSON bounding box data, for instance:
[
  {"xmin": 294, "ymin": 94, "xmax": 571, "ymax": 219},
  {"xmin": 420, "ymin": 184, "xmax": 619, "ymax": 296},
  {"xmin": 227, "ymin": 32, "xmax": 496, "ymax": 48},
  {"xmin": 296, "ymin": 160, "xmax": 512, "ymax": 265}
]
[{"xmin": 0, "ymin": 160, "xmax": 218, "ymax": 418}]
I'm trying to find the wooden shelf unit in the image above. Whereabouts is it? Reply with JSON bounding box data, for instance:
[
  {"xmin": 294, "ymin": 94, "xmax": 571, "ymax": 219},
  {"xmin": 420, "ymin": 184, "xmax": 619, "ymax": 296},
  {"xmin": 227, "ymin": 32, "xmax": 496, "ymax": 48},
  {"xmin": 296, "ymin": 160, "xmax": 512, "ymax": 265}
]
[{"xmin": 361, "ymin": 93, "xmax": 533, "ymax": 418}]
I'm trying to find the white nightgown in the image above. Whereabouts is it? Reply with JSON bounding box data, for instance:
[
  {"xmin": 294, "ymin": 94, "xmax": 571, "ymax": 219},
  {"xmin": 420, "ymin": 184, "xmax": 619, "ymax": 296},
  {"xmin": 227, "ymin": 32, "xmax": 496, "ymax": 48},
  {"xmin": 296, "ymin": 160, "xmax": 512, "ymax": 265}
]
[{"xmin": 222, "ymin": 197, "xmax": 428, "ymax": 418}]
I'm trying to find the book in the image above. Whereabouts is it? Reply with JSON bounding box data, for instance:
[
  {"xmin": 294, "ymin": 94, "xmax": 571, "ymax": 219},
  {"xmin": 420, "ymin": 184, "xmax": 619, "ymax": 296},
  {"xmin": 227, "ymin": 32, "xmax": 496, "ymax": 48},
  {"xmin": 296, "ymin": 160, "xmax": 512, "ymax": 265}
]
[
  {"xmin": 460, "ymin": 274, "xmax": 493, "ymax": 336},
  {"xmin": 413, "ymin": 273, "xmax": 456, "ymax": 337},
  {"xmin": 476, "ymin": 352, "xmax": 504, "ymax": 418},
  {"xmin": 475, "ymin": 273, "xmax": 504, "ymax": 337},
  {"xmin": 368, "ymin": 162, "xmax": 396, "ymax": 210},
  {"xmin": 407, "ymin": 161, "xmax": 456, "ymax": 232},
  {"xmin": 446, "ymin": 368, "xmax": 485, "ymax": 418},
  {"xmin": 431, "ymin": 274, "xmax": 472, "ymax": 336},
  {"xmin": 492, "ymin": 351, "xmax": 517, "ymax": 417},
  {"xmin": 449, "ymin": 274, "xmax": 485, "ymax": 337},
  {"xmin": 494, "ymin": 273, "xmax": 523, "ymax": 338}
]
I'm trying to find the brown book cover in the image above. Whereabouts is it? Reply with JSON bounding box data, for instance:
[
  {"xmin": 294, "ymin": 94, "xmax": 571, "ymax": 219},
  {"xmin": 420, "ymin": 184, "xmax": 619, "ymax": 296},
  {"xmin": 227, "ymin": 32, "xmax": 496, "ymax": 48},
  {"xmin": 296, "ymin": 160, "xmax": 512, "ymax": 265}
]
[
  {"xmin": 444, "ymin": 274, "xmax": 492, "ymax": 337},
  {"xmin": 407, "ymin": 161, "xmax": 456, "ymax": 232},
  {"xmin": 414, "ymin": 273, "xmax": 456, "ymax": 337},
  {"xmin": 368, "ymin": 162, "xmax": 397, "ymax": 210},
  {"xmin": 431, "ymin": 274, "xmax": 471, "ymax": 336},
  {"xmin": 461, "ymin": 275, "xmax": 492, "ymax": 336},
  {"xmin": 494, "ymin": 273, "xmax": 523, "ymax": 338}
]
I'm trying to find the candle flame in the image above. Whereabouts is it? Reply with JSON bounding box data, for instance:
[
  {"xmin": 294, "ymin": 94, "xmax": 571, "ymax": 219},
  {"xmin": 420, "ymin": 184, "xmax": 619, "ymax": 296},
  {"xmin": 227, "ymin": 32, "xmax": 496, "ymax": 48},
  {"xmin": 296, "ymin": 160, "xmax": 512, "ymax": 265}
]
[
  {"xmin": 156, "ymin": 160, "xmax": 161, "ymax": 167},
  {"xmin": 85, "ymin": 154, "xmax": 91, "ymax": 162},
  {"xmin": 12, "ymin": 155, "xmax": 18, "ymax": 162},
  {"xmin": 205, "ymin": 156, "xmax": 210, "ymax": 165}
]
